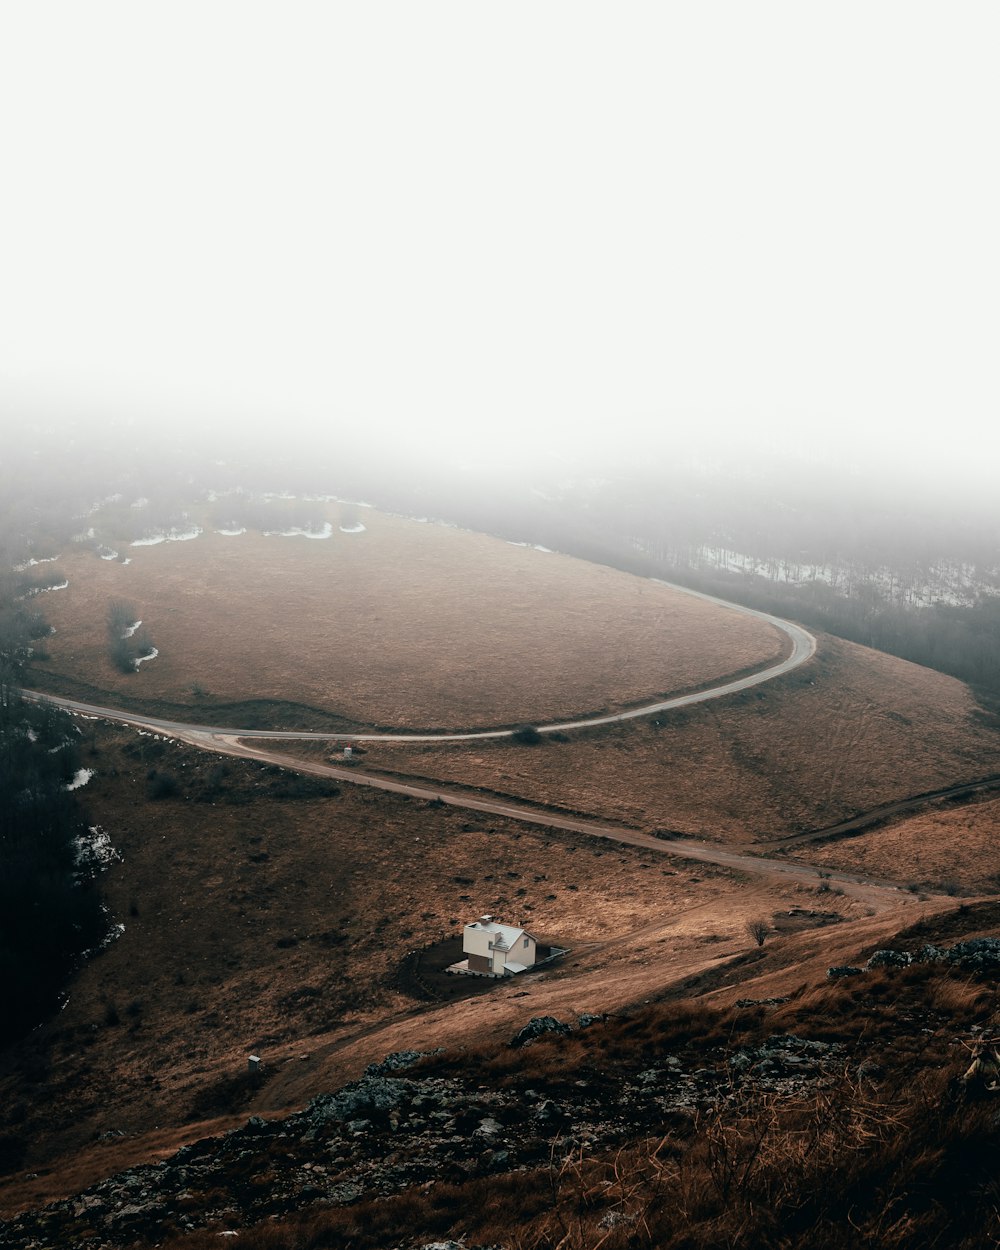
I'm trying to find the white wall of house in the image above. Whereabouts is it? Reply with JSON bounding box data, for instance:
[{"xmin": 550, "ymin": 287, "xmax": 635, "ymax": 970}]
[
  {"xmin": 463, "ymin": 924, "xmax": 495, "ymax": 962},
  {"xmin": 463, "ymin": 919, "xmax": 538, "ymax": 975}
]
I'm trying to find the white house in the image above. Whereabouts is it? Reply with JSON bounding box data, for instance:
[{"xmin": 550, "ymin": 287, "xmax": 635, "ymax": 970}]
[{"xmin": 462, "ymin": 915, "xmax": 538, "ymax": 976}]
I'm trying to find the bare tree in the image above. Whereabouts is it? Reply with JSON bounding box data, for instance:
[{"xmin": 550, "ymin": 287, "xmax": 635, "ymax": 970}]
[{"xmin": 746, "ymin": 917, "xmax": 771, "ymax": 948}]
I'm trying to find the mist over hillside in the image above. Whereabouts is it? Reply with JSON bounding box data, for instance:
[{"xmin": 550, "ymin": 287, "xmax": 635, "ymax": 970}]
[
  {"xmin": 4, "ymin": 3, "xmax": 1000, "ymax": 1244},
  {"xmin": 4, "ymin": 415, "xmax": 1000, "ymax": 699}
]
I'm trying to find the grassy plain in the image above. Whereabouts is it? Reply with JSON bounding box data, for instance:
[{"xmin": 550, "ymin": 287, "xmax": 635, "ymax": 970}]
[
  {"xmin": 10, "ymin": 513, "xmax": 1000, "ymax": 1234},
  {"xmin": 32, "ymin": 512, "xmax": 784, "ymax": 729},
  {"xmin": 794, "ymin": 792, "xmax": 1000, "ymax": 894},
  {"xmin": 314, "ymin": 636, "xmax": 1000, "ymax": 843}
]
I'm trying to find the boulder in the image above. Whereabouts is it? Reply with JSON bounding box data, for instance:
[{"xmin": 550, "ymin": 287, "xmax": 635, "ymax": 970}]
[
  {"xmin": 867, "ymin": 949, "xmax": 912, "ymax": 969},
  {"xmin": 510, "ymin": 1016, "xmax": 571, "ymax": 1048},
  {"xmin": 308, "ymin": 1077, "xmax": 410, "ymax": 1125}
]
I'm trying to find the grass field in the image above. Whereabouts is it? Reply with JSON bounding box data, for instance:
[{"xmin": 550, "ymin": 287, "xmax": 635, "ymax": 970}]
[
  {"xmin": 326, "ymin": 636, "xmax": 1000, "ymax": 842},
  {"xmin": 11, "ymin": 512, "xmax": 1000, "ymax": 1230},
  {"xmin": 0, "ymin": 724, "xmax": 810, "ymax": 1215},
  {"xmin": 793, "ymin": 792, "xmax": 1000, "ymax": 894},
  {"xmin": 32, "ymin": 511, "xmax": 785, "ymax": 730}
]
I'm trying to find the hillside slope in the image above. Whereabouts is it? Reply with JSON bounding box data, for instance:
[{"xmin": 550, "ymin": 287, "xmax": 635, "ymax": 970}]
[
  {"xmin": 343, "ymin": 635, "xmax": 1000, "ymax": 844},
  {"xmin": 31, "ymin": 514, "xmax": 785, "ymax": 730}
]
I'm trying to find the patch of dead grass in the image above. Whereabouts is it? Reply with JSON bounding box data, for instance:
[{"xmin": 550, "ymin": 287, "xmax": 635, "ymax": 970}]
[
  {"xmin": 346, "ymin": 636, "xmax": 1000, "ymax": 841},
  {"xmin": 792, "ymin": 792, "xmax": 1000, "ymax": 894},
  {"xmin": 32, "ymin": 512, "xmax": 784, "ymax": 730}
]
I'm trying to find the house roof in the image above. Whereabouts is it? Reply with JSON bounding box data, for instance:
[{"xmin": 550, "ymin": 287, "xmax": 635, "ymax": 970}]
[{"xmin": 465, "ymin": 920, "xmax": 536, "ymax": 947}]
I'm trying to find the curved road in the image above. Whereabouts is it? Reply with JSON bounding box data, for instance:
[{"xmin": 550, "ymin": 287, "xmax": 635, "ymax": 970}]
[
  {"xmin": 26, "ymin": 581, "xmax": 816, "ymax": 743},
  {"xmin": 21, "ymin": 590, "xmax": 928, "ymax": 910},
  {"xmin": 193, "ymin": 734, "xmax": 917, "ymax": 913}
]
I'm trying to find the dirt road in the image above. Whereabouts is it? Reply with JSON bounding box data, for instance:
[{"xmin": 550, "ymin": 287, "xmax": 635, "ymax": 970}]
[{"xmin": 22, "ymin": 588, "xmax": 930, "ymax": 911}]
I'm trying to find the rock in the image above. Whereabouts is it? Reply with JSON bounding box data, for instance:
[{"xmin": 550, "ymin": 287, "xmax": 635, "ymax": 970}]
[
  {"xmin": 365, "ymin": 1049, "xmax": 441, "ymax": 1076},
  {"xmin": 827, "ymin": 965, "xmax": 863, "ymax": 978},
  {"xmin": 327, "ymin": 1181, "xmax": 364, "ymax": 1203},
  {"xmin": 730, "ymin": 1034, "xmax": 838, "ymax": 1078},
  {"xmin": 948, "ymin": 938, "xmax": 1000, "ymax": 969},
  {"xmin": 510, "ymin": 1016, "xmax": 571, "ymax": 1048},
  {"xmin": 308, "ymin": 1076, "xmax": 410, "ymax": 1125},
  {"xmin": 867, "ymin": 949, "xmax": 912, "ymax": 969},
  {"xmin": 600, "ymin": 1210, "xmax": 638, "ymax": 1230}
]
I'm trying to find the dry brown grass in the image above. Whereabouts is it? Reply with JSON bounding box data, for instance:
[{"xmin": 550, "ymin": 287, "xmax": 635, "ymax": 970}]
[
  {"xmin": 793, "ymin": 792, "xmax": 1000, "ymax": 894},
  {"xmin": 33, "ymin": 512, "xmax": 784, "ymax": 729},
  {"xmin": 0, "ymin": 723, "xmax": 775, "ymax": 1214},
  {"xmin": 164, "ymin": 1093, "xmax": 993, "ymax": 1250},
  {"xmin": 347, "ymin": 636, "xmax": 1000, "ymax": 841}
]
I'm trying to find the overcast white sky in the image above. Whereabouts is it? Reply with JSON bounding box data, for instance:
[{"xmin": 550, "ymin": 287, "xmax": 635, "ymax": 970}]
[{"xmin": 1, "ymin": 2, "xmax": 997, "ymax": 477}]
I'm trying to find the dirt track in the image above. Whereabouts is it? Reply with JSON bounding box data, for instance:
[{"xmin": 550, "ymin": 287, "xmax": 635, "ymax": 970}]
[
  {"xmin": 26, "ymin": 692, "xmax": 926, "ymax": 916},
  {"xmin": 23, "ymin": 587, "xmax": 942, "ymax": 914},
  {"xmin": 759, "ymin": 771, "xmax": 1000, "ymax": 850}
]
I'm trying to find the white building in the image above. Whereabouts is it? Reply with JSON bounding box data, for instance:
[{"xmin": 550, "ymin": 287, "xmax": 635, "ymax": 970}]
[{"xmin": 462, "ymin": 915, "xmax": 538, "ymax": 976}]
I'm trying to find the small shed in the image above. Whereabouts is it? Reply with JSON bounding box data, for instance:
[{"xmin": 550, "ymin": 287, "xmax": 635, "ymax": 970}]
[{"xmin": 462, "ymin": 914, "xmax": 538, "ymax": 976}]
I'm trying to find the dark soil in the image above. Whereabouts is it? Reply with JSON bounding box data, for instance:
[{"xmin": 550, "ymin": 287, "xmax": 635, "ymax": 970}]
[{"xmin": 396, "ymin": 937, "xmax": 565, "ymax": 1003}]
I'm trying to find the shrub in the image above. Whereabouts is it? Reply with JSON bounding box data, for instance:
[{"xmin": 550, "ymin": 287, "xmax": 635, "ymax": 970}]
[
  {"xmin": 147, "ymin": 771, "xmax": 179, "ymax": 800},
  {"xmin": 513, "ymin": 724, "xmax": 543, "ymax": 745},
  {"xmin": 746, "ymin": 917, "xmax": 771, "ymax": 947}
]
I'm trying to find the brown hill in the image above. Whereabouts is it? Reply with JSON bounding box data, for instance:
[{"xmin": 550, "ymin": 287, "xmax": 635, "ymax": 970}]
[
  {"xmin": 8, "ymin": 531, "xmax": 1000, "ymax": 1235},
  {"xmin": 32, "ymin": 513, "xmax": 784, "ymax": 730},
  {"xmin": 793, "ymin": 791, "xmax": 1000, "ymax": 895},
  {"xmin": 335, "ymin": 634, "xmax": 1000, "ymax": 842},
  {"xmin": 1, "ymin": 725, "xmax": 819, "ymax": 1216}
]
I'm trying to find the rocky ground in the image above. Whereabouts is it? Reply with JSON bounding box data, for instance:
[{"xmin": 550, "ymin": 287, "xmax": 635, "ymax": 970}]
[
  {"xmin": 0, "ymin": 1002, "xmax": 919, "ymax": 1249},
  {"xmin": 0, "ymin": 1014, "xmax": 849, "ymax": 1249},
  {"xmin": 5, "ymin": 921, "xmax": 1000, "ymax": 1249}
]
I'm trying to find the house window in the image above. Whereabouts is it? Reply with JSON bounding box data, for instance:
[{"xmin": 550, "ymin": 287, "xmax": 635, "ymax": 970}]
[{"xmin": 523, "ymin": 937, "xmax": 530, "ymax": 948}]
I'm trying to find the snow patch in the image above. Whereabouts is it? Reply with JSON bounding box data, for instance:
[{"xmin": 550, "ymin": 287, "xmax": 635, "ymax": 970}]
[
  {"xmin": 339, "ymin": 522, "xmax": 366, "ymax": 534},
  {"xmin": 328, "ymin": 496, "xmax": 375, "ymax": 509},
  {"xmin": 123, "ymin": 620, "xmax": 142, "ymax": 638},
  {"xmin": 687, "ymin": 544, "xmax": 1000, "ymax": 610},
  {"xmin": 74, "ymin": 825, "xmax": 119, "ymax": 874},
  {"xmin": 263, "ymin": 522, "xmax": 333, "ymax": 540},
  {"xmin": 97, "ymin": 546, "xmax": 119, "ymax": 561},
  {"xmin": 134, "ymin": 647, "xmax": 159, "ymax": 667},
  {"xmin": 65, "ymin": 768, "xmax": 95, "ymax": 791},
  {"xmin": 131, "ymin": 526, "xmax": 203, "ymax": 546},
  {"xmin": 216, "ymin": 527, "xmax": 247, "ymax": 537},
  {"xmin": 32, "ymin": 579, "xmax": 69, "ymax": 594},
  {"xmin": 13, "ymin": 554, "xmax": 60, "ymax": 571},
  {"xmin": 94, "ymin": 921, "xmax": 126, "ymax": 953}
]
